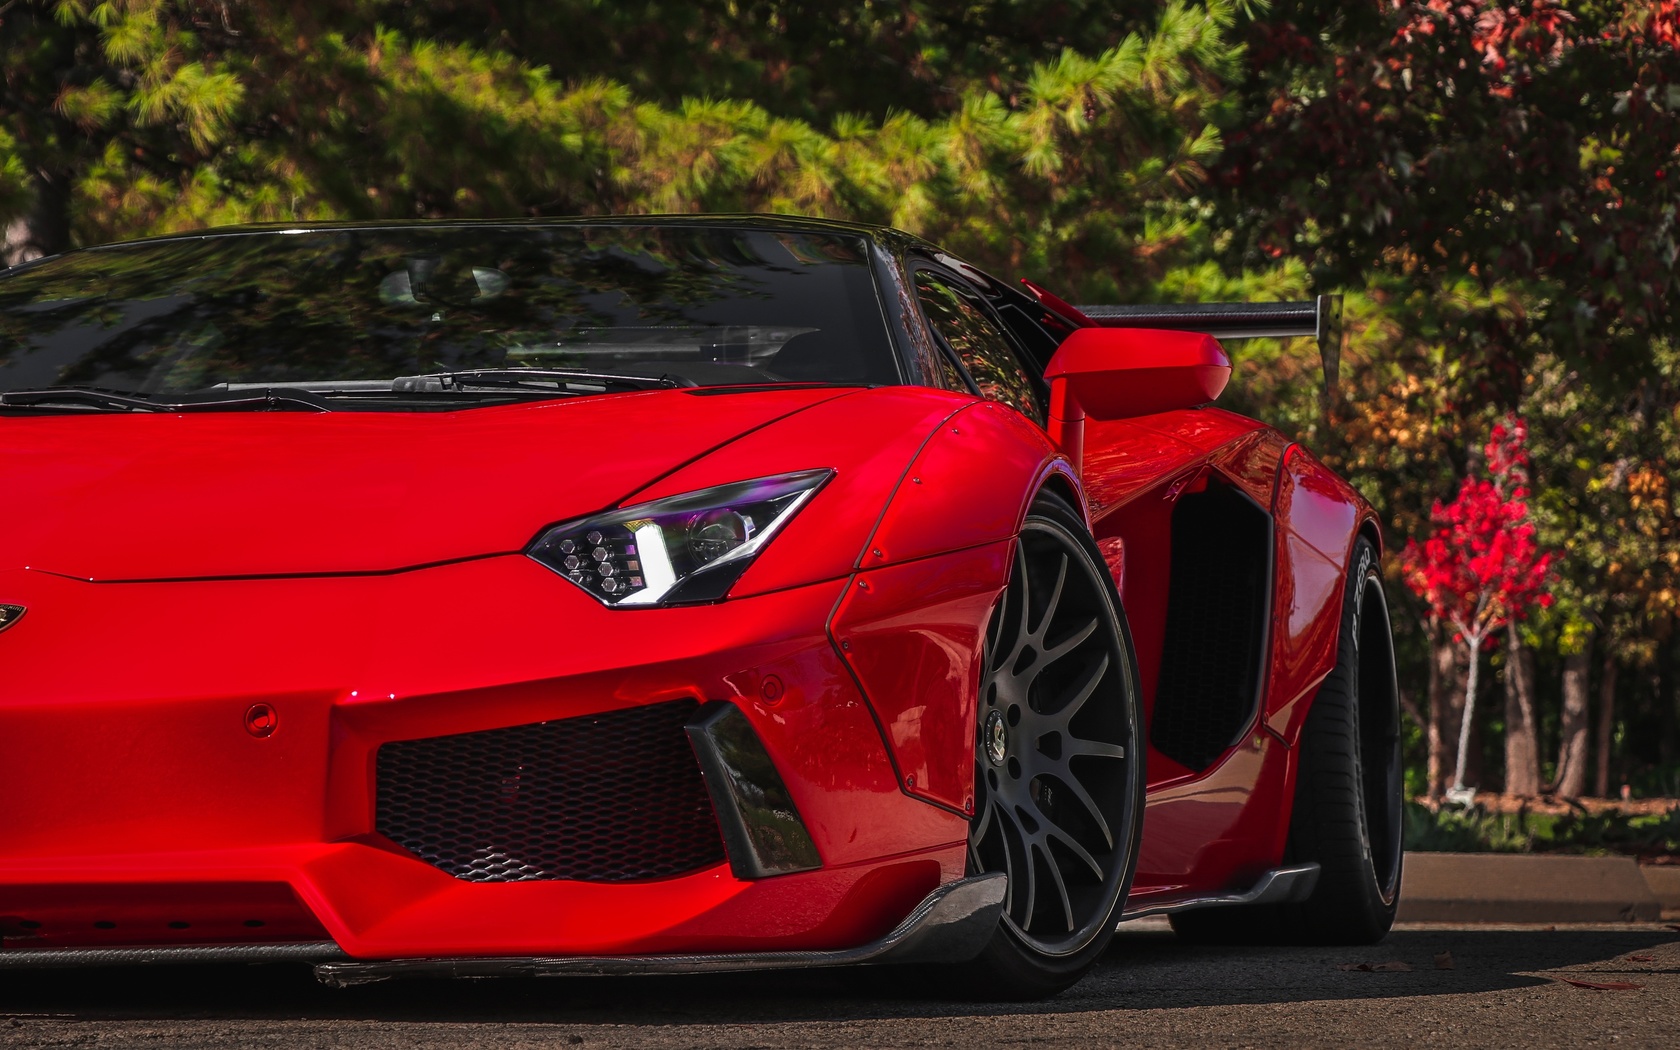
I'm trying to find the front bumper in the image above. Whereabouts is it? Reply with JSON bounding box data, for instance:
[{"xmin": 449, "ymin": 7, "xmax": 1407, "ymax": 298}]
[
  {"xmin": 0, "ymin": 873, "xmax": 1006, "ymax": 981},
  {"xmin": 0, "ymin": 557, "xmax": 967, "ymax": 961}
]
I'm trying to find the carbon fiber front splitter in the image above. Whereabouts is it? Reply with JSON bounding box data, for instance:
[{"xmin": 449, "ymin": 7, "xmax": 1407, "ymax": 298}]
[
  {"xmin": 0, "ymin": 873, "xmax": 1005, "ymax": 983},
  {"xmin": 312, "ymin": 872, "xmax": 1005, "ymax": 986},
  {"xmin": 0, "ymin": 941, "xmax": 345, "ymax": 969}
]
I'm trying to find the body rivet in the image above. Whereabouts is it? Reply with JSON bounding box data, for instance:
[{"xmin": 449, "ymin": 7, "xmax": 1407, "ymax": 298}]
[{"xmin": 244, "ymin": 703, "xmax": 278, "ymax": 738}]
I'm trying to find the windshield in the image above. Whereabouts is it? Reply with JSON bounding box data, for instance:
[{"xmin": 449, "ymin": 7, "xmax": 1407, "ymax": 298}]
[{"xmin": 0, "ymin": 224, "xmax": 898, "ymax": 405}]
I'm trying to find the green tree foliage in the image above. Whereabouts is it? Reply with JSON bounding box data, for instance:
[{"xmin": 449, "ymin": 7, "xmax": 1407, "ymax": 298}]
[
  {"xmin": 1, "ymin": 0, "xmax": 1239, "ymax": 304},
  {"xmin": 382, "ymin": 0, "xmax": 1184, "ymax": 123},
  {"xmin": 1217, "ymin": 1, "xmax": 1680, "ymax": 372}
]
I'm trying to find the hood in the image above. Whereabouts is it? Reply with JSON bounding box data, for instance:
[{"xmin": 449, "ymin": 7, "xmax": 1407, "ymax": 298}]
[{"xmin": 1, "ymin": 387, "xmax": 849, "ymax": 581}]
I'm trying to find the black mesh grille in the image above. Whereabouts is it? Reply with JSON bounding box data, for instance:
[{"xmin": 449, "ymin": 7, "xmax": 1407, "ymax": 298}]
[
  {"xmin": 375, "ymin": 699, "xmax": 727, "ymax": 883},
  {"xmin": 1151, "ymin": 482, "xmax": 1273, "ymax": 772}
]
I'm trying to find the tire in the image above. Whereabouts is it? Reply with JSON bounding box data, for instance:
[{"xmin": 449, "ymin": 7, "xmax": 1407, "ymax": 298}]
[
  {"xmin": 1171, "ymin": 535, "xmax": 1403, "ymax": 945},
  {"xmin": 952, "ymin": 490, "xmax": 1147, "ymax": 999}
]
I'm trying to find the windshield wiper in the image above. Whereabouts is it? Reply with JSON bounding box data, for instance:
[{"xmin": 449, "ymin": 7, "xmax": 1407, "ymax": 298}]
[
  {"xmin": 0, "ymin": 387, "xmax": 332, "ymax": 413},
  {"xmin": 199, "ymin": 369, "xmax": 687, "ymax": 399},
  {"xmin": 387, "ymin": 369, "xmax": 690, "ymax": 393},
  {"xmin": 0, "ymin": 370, "xmax": 687, "ymax": 415}
]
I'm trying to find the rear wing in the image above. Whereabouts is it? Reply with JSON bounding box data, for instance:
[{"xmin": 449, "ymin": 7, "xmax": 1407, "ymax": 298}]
[{"xmin": 1070, "ymin": 294, "xmax": 1344, "ymax": 399}]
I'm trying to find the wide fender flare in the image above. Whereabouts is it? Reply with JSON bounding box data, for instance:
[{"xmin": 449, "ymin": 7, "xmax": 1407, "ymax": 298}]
[
  {"xmin": 859, "ymin": 400, "xmax": 1084, "ymax": 570},
  {"xmin": 831, "ymin": 401, "xmax": 1082, "ymax": 812},
  {"xmin": 1264, "ymin": 443, "xmax": 1383, "ymax": 750}
]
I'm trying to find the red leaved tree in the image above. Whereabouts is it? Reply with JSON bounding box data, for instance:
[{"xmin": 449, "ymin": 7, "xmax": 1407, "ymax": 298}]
[{"xmin": 1402, "ymin": 418, "xmax": 1556, "ymax": 799}]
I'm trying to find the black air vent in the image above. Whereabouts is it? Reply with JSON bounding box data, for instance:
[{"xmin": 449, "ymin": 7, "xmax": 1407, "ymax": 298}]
[
  {"xmin": 376, "ymin": 699, "xmax": 727, "ymax": 882},
  {"xmin": 1151, "ymin": 480, "xmax": 1274, "ymax": 772}
]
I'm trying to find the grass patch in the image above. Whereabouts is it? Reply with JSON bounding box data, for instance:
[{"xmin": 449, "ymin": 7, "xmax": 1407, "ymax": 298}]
[{"xmin": 1404, "ymin": 800, "xmax": 1680, "ymax": 857}]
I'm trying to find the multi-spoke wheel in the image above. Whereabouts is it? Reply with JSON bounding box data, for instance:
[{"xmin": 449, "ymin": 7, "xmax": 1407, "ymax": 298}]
[{"xmin": 958, "ymin": 491, "xmax": 1145, "ymax": 998}]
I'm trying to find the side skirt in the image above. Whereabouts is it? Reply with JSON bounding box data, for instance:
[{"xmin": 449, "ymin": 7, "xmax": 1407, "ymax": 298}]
[{"xmin": 1119, "ymin": 863, "xmax": 1320, "ymax": 921}]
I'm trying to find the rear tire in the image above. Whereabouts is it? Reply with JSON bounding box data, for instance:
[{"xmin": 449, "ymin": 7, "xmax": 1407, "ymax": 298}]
[
  {"xmin": 1171, "ymin": 536, "xmax": 1402, "ymax": 945},
  {"xmin": 953, "ymin": 491, "xmax": 1146, "ymax": 999}
]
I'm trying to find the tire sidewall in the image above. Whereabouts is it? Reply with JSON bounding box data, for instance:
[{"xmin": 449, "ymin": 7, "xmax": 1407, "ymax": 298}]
[
  {"xmin": 1348, "ymin": 538, "xmax": 1403, "ymax": 910},
  {"xmin": 1294, "ymin": 535, "xmax": 1402, "ymax": 929}
]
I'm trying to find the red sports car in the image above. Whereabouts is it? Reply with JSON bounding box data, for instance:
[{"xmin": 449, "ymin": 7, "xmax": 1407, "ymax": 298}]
[{"xmin": 0, "ymin": 216, "xmax": 1401, "ymax": 997}]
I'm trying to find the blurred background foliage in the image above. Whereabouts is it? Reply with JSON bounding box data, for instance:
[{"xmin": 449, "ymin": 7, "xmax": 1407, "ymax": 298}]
[
  {"xmin": 3, "ymin": 0, "xmax": 1679, "ymax": 805},
  {"xmin": 1402, "ymin": 798, "xmax": 1680, "ymax": 857}
]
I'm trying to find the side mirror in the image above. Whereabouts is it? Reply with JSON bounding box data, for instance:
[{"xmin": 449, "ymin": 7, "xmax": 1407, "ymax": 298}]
[{"xmin": 1043, "ymin": 328, "xmax": 1231, "ymax": 471}]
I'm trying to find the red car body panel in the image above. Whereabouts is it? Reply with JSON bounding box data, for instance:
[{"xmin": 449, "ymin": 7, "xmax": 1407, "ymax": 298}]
[
  {"xmin": 1261, "ymin": 444, "xmax": 1382, "ymax": 749},
  {"xmin": 1072, "ymin": 406, "xmax": 1378, "ymax": 907},
  {"xmin": 0, "ymin": 397, "xmax": 1368, "ymax": 954},
  {"xmin": 831, "ymin": 541, "xmax": 1009, "ymax": 813},
  {"xmin": 0, "ymin": 219, "xmax": 1383, "ymax": 969},
  {"xmin": 2, "ymin": 387, "xmax": 847, "ymax": 581},
  {"xmin": 862, "ymin": 399, "xmax": 1077, "ymax": 569},
  {"xmin": 631, "ymin": 386, "xmax": 972, "ymax": 597},
  {"xmin": 0, "ymin": 554, "xmax": 968, "ymax": 954}
]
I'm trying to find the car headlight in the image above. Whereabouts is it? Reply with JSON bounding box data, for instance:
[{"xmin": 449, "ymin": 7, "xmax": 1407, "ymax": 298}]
[{"xmin": 528, "ymin": 469, "xmax": 833, "ymax": 606}]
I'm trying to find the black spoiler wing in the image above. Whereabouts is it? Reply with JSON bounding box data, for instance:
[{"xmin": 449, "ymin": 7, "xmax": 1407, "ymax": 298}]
[{"xmin": 1071, "ymin": 294, "xmax": 1344, "ymax": 398}]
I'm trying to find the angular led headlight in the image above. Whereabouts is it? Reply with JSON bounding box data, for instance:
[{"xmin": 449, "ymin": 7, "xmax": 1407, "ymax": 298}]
[{"xmin": 528, "ymin": 469, "xmax": 833, "ymax": 606}]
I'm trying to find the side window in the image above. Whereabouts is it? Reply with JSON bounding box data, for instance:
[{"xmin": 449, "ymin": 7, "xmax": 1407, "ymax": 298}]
[
  {"xmin": 931, "ymin": 347, "xmax": 970, "ymax": 393},
  {"xmin": 914, "ymin": 271, "xmax": 1045, "ymax": 425}
]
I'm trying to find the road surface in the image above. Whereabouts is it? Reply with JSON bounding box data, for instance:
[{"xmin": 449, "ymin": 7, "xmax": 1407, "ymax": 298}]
[{"xmin": 3, "ymin": 921, "xmax": 1677, "ymax": 1048}]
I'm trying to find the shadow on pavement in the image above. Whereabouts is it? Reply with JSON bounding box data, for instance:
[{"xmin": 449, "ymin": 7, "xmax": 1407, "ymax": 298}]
[{"xmin": 1, "ymin": 925, "xmax": 1675, "ymax": 1024}]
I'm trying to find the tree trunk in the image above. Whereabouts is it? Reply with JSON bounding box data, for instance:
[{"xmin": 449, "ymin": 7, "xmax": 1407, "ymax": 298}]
[
  {"xmin": 1503, "ymin": 630, "xmax": 1542, "ymax": 796},
  {"xmin": 1554, "ymin": 638, "xmax": 1592, "ymax": 798},
  {"xmin": 1426, "ymin": 621, "xmax": 1460, "ymax": 799},
  {"xmin": 1659, "ymin": 642, "xmax": 1678, "ymax": 770},
  {"xmin": 1594, "ymin": 655, "xmax": 1618, "ymax": 798},
  {"xmin": 1451, "ymin": 634, "xmax": 1483, "ymax": 795},
  {"xmin": 1, "ymin": 173, "xmax": 71, "ymax": 268}
]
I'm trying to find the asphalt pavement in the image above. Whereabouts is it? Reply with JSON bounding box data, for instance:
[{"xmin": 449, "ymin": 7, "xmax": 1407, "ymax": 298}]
[{"xmin": 3, "ymin": 920, "xmax": 1677, "ymax": 1049}]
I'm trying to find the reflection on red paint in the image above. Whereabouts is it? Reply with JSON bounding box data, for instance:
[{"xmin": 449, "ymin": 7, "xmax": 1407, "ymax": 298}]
[
  {"xmin": 831, "ymin": 542, "xmax": 1011, "ymax": 811},
  {"xmin": 1097, "ymin": 536, "xmax": 1126, "ymax": 592}
]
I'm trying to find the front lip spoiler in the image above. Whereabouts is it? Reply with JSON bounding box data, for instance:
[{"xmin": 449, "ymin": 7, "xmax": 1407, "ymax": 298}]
[
  {"xmin": 313, "ymin": 872, "xmax": 1006, "ymax": 987},
  {"xmin": 0, "ymin": 874, "xmax": 1006, "ymax": 981},
  {"xmin": 0, "ymin": 941, "xmax": 346, "ymax": 969}
]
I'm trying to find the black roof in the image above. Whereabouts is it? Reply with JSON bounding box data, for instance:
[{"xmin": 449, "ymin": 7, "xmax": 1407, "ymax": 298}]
[
  {"xmin": 101, "ymin": 213, "xmax": 897, "ymax": 248},
  {"xmin": 1, "ymin": 213, "xmax": 926, "ymax": 279}
]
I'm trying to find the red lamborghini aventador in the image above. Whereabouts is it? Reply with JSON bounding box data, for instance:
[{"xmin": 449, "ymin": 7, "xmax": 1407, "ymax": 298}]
[{"xmin": 0, "ymin": 216, "xmax": 1402, "ymax": 996}]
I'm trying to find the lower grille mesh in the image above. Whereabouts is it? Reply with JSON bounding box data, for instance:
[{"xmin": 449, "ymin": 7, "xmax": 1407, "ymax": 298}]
[{"xmin": 375, "ymin": 699, "xmax": 727, "ymax": 883}]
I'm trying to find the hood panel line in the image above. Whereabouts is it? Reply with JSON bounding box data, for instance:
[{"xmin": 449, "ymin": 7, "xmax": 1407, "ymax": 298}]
[
  {"xmin": 601, "ymin": 388, "xmax": 859, "ymax": 511},
  {"xmin": 25, "ymin": 551, "xmax": 518, "ymax": 586}
]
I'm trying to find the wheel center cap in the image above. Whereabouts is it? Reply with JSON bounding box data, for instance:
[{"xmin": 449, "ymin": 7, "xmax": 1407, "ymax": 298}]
[{"xmin": 984, "ymin": 710, "xmax": 1008, "ymax": 765}]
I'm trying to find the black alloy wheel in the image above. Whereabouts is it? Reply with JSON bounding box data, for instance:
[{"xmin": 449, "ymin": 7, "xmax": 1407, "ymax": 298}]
[
  {"xmin": 958, "ymin": 491, "xmax": 1145, "ymax": 998},
  {"xmin": 1171, "ymin": 535, "xmax": 1403, "ymax": 945}
]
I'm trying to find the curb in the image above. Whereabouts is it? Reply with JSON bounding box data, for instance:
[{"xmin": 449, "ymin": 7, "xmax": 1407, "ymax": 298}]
[
  {"xmin": 1643, "ymin": 865, "xmax": 1680, "ymax": 920},
  {"xmin": 1396, "ymin": 852, "xmax": 1663, "ymax": 923}
]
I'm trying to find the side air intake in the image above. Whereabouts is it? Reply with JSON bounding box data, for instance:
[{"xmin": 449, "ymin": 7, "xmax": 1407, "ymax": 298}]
[{"xmin": 1150, "ymin": 478, "xmax": 1274, "ymax": 772}]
